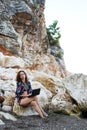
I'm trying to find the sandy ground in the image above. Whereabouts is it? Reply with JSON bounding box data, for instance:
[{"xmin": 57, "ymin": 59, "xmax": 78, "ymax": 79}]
[{"xmin": 0, "ymin": 112, "xmax": 87, "ymax": 130}]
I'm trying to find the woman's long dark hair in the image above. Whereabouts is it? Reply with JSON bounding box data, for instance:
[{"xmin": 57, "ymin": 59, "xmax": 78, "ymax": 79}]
[{"xmin": 16, "ymin": 70, "xmax": 28, "ymax": 83}]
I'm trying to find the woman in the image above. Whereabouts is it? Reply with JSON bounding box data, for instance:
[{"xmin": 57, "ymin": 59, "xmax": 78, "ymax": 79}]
[{"xmin": 15, "ymin": 70, "xmax": 48, "ymax": 118}]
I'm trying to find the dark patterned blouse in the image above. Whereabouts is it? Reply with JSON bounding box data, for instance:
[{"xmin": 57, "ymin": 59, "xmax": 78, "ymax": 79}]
[{"xmin": 15, "ymin": 81, "xmax": 32, "ymax": 102}]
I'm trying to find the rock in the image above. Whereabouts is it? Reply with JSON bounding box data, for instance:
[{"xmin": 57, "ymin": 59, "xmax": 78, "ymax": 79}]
[
  {"xmin": 0, "ymin": 119, "xmax": 5, "ymax": 125},
  {"xmin": 0, "ymin": 111, "xmax": 17, "ymax": 121},
  {"xmin": 3, "ymin": 95, "xmax": 15, "ymax": 106},
  {"xmin": 2, "ymin": 105, "xmax": 12, "ymax": 112},
  {"xmin": 62, "ymin": 73, "xmax": 87, "ymax": 111},
  {"xmin": 0, "ymin": 52, "xmax": 4, "ymax": 67},
  {"xmin": 0, "ymin": 67, "xmax": 17, "ymax": 80},
  {"xmin": 0, "ymin": 53, "xmax": 25, "ymax": 68},
  {"xmin": 13, "ymin": 100, "xmax": 38, "ymax": 116},
  {"xmin": 51, "ymin": 92, "xmax": 81, "ymax": 116},
  {"xmin": 33, "ymin": 76, "xmax": 58, "ymax": 94}
]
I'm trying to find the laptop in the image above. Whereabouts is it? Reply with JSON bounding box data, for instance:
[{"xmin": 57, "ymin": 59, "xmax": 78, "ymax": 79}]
[{"xmin": 28, "ymin": 88, "xmax": 41, "ymax": 97}]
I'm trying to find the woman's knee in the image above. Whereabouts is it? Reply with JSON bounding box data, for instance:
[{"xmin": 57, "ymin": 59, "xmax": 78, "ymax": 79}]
[
  {"xmin": 19, "ymin": 101, "xmax": 24, "ymax": 106},
  {"xmin": 33, "ymin": 96, "xmax": 38, "ymax": 101},
  {"xmin": 19, "ymin": 98, "xmax": 28, "ymax": 106},
  {"xmin": 31, "ymin": 101, "xmax": 37, "ymax": 106}
]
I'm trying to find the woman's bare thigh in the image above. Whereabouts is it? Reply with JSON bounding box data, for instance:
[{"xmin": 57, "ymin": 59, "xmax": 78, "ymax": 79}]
[{"xmin": 19, "ymin": 97, "xmax": 35, "ymax": 106}]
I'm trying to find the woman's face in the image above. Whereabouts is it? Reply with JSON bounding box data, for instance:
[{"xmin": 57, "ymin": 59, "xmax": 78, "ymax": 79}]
[{"xmin": 19, "ymin": 71, "xmax": 26, "ymax": 80}]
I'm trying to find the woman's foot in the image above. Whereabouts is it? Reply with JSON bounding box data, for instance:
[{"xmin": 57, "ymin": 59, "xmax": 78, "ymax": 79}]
[
  {"xmin": 43, "ymin": 112, "xmax": 48, "ymax": 117},
  {"xmin": 39, "ymin": 113, "xmax": 45, "ymax": 119}
]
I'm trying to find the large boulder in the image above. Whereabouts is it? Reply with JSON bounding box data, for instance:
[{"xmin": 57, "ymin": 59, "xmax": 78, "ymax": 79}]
[
  {"xmin": 62, "ymin": 74, "xmax": 87, "ymax": 111},
  {"xmin": 51, "ymin": 92, "xmax": 81, "ymax": 116}
]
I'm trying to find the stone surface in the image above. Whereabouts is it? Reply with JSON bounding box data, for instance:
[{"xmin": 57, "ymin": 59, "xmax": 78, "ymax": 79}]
[
  {"xmin": 0, "ymin": 52, "xmax": 25, "ymax": 68},
  {"xmin": 62, "ymin": 74, "xmax": 87, "ymax": 111},
  {"xmin": 0, "ymin": 119, "xmax": 5, "ymax": 125},
  {"xmin": 0, "ymin": 0, "xmax": 66, "ymax": 75},
  {"xmin": 0, "ymin": 111, "xmax": 17, "ymax": 121}
]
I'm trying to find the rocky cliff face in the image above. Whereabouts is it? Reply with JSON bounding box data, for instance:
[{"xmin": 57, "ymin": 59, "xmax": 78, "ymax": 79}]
[
  {"xmin": 0, "ymin": 0, "xmax": 80, "ymax": 121},
  {"xmin": 0, "ymin": 0, "xmax": 48, "ymax": 64},
  {"xmin": 0, "ymin": 0, "xmax": 66, "ymax": 75}
]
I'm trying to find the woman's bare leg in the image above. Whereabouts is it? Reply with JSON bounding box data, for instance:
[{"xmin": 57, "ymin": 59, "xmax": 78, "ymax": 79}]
[
  {"xmin": 19, "ymin": 97, "xmax": 36, "ymax": 106},
  {"xmin": 19, "ymin": 97, "xmax": 45, "ymax": 118},
  {"xmin": 33, "ymin": 96, "xmax": 48, "ymax": 117},
  {"xmin": 30, "ymin": 101, "xmax": 45, "ymax": 118}
]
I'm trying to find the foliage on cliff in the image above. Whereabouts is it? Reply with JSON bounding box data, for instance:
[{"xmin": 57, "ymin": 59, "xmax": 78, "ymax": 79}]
[
  {"xmin": 46, "ymin": 20, "xmax": 63, "ymax": 59},
  {"xmin": 46, "ymin": 20, "xmax": 61, "ymax": 47}
]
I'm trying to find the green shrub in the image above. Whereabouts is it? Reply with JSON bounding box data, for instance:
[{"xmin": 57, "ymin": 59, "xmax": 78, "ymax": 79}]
[
  {"xmin": 47, "ymin": 20, "xmax": 61, "ymax": 46},
  {"xmin": 33, "ymin": 3, "xmax": 38, "ymax": 9},
  {"xmin": 57, "ymin": 51, "xmax": 63, "ymax": 59}
]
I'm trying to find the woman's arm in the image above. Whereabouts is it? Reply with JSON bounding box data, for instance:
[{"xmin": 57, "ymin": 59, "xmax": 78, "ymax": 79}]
[{"xmin": 15, "ymin": 82, "xmax": 23, "ymax": 97}]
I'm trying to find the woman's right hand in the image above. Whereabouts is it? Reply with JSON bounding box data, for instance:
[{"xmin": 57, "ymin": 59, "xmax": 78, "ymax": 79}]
[{"xmin": 25, "ymin": 92, "xmax": 32, "ymax": 96}]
